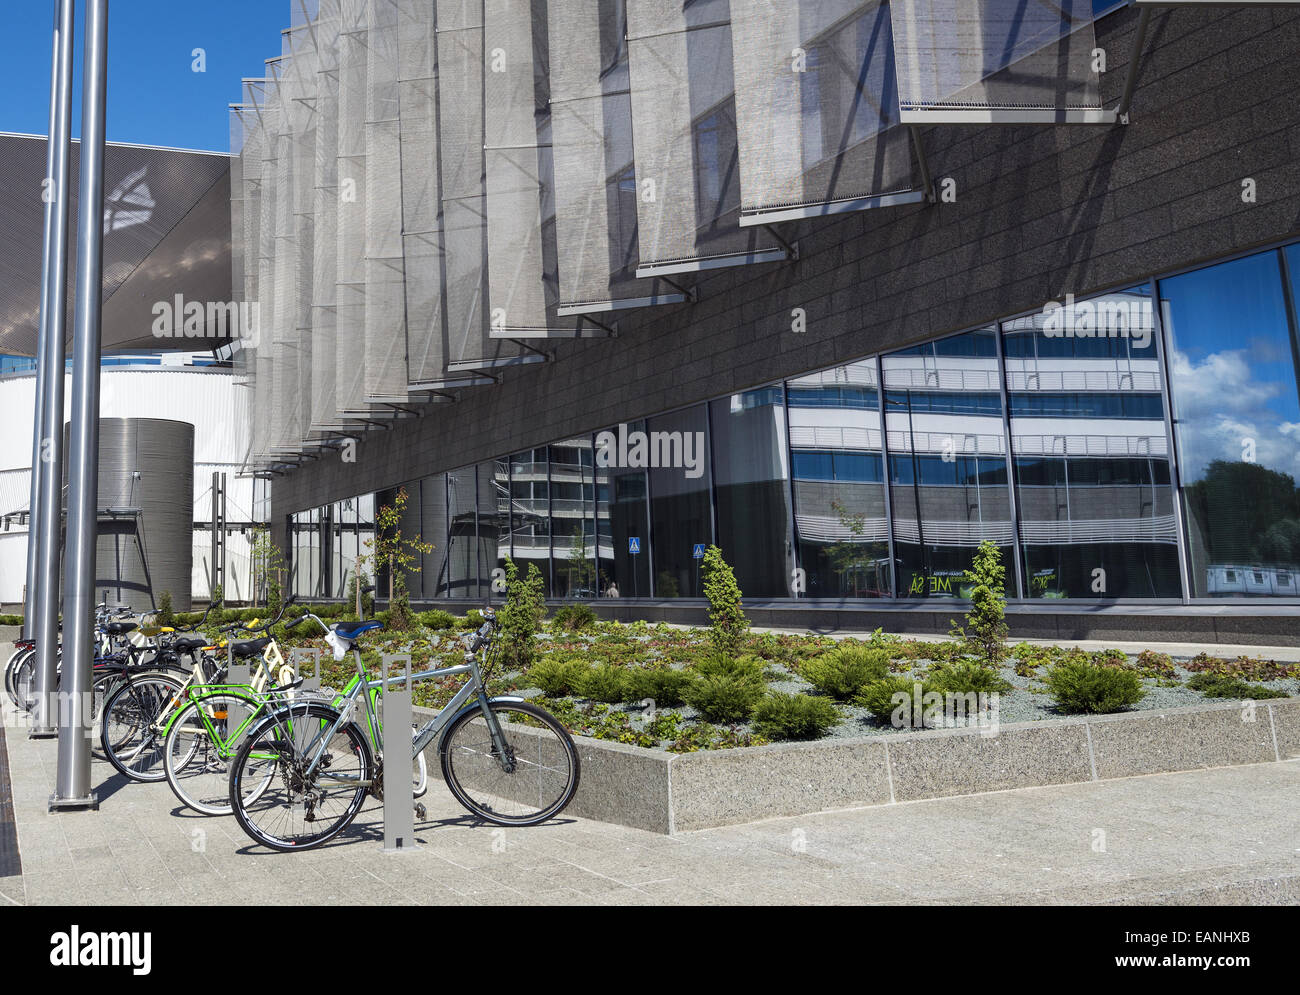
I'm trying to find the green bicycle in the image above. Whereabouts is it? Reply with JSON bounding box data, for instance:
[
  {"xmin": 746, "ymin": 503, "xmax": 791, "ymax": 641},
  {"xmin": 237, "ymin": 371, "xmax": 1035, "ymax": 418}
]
[{"xmin": 161, "ymin": 613, "xmax": 428, "ymax": 816}]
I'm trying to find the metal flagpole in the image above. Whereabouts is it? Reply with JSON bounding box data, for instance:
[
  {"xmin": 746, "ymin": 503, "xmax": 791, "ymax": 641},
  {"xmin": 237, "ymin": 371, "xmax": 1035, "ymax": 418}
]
[
  {"xmin": 52, "ymin": 0, "xmax": 110, "ymax": 810},
  {"xmin": 29, "ymin": 0, "xmax": 76, "ymax": 737}
]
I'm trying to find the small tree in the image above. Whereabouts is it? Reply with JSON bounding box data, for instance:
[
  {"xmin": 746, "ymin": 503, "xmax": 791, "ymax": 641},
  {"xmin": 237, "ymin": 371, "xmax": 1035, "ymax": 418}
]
[
  {"xmin": 249, "ymin": 525, "xmax": 287, "ymax": 610},
  {"xmin": 344, "ymin": 567, "xmax": 373, "ymax": 619},
  {"xmin": 156, "ymin": 590, "xmax": 174, "ymax": 628},
  {"xmin": 950, "ymin": 540, "xmax": 1009, "ymax": 666},
  {"xmin": 499, "ymin": 557, "xmax": 546, "ymax": 668},
  {"xmin": 702, "ymin": 545, "xmax": 748, "ymax": 658},
  {"xmin": 564, "ymin": 534, "xmax": 597, "ymax": 596},
  {"xmin": 210, "ymin": 583, "xmax": 225, "ymax": 623},
  {"xmin": 365, "ymin": 487, "xmax": 434, "ymax": 631}
]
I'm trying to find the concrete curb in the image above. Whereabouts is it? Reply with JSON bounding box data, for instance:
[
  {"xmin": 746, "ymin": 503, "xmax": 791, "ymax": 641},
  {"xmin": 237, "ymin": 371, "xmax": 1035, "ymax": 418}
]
[{"xmin": 421, "ymin": 698, "xmax": 1300, "ymax": 835}]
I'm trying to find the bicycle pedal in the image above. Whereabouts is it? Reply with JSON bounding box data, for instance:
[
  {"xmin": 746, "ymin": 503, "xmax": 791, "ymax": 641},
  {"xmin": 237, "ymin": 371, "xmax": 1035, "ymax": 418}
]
[{"xmin": 414, "ymin": 802, "xmax": 426, "ymax": 821}]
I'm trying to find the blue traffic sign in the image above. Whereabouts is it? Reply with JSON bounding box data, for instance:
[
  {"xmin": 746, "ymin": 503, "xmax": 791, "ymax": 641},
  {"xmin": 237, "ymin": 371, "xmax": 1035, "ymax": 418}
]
[
  {"xmin": 693, "ymin": 543, "xmax": 705, "ymax": 559},
  {"xmin": 628, "ymin": 537, "xmax": 641, "ymax": 555}
]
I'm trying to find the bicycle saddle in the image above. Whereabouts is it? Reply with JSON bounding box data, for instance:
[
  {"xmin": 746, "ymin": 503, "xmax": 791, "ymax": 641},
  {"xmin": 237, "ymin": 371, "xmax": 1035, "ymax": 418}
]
[
  {"xmin": 229, "ymin": 637, "xmax": 271, "ymax": 659},
  {"xmin": 172, "ymin": 636, "xmax": 208, "ymax": 652},
  {"xmin": 104, "ymin": 621, "xmax": 137, "ymax": 635},
  {"xmin": 332, "ymin": 621, "xmax": 384, "ymax": 642}
]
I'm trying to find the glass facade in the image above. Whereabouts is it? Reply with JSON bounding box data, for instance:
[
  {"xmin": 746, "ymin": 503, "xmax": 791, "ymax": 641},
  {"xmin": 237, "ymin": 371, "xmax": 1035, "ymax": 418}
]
[{"xmin": 288, "ymin": 239, "xmax": 1300, "ymax": 605}]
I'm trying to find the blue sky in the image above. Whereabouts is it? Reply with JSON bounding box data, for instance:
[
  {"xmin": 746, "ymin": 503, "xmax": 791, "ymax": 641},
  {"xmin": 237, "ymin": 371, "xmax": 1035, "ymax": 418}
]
[{"xmin": 0, "ymin": 1, "xmax": 287, "ymax": 153}]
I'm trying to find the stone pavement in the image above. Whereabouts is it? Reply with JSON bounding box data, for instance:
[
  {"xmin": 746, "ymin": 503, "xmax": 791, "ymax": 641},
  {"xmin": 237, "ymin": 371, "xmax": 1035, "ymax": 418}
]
[{"xmin": 1, "ymin": 724, "xmax": 1296, "ymax": 906}]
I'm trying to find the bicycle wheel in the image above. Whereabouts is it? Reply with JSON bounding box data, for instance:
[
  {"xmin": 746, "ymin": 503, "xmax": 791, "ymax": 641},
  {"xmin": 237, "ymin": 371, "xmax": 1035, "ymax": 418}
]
[
  {"xmin": 3, "ymin": 644, "xmax": 32, "ymax": 707},
  {"xmin": 164, "ymin": 692, "xmax": 267, "ymax": 816},
  {"xmin": 10, "ymin": 647, "xmax": 39, "ymax": 712},
  {"xmin": 439, "ymin": 700, "xmax": 580, "ymax": 826},
  {"xmin": 228, "ymin": 701, "xmax": 373, "ymax": 852},
  {"xmin": 100, "ymin": 673, "xmax": 186, "ymax": 782}
]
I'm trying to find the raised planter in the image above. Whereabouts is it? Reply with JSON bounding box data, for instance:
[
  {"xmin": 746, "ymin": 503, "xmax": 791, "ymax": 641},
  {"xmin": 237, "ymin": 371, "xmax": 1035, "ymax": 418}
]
[{"xmin": 419, "ymin": 698, "xmax": 1300, "ymax": 834}]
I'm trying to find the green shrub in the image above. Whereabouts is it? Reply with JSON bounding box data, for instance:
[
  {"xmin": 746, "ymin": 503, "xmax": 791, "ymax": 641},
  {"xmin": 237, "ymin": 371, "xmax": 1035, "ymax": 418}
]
[
  {"xmin": 575, "ymin": 663, "xmax": 630, "ymax": 703},
  {"xmin": 949, "ymin": 540, "xmax": 1009, "ymax": 665},
  {"xmin": 1186, "ymin": 672, "xmax": 1288, "ymax": 700},
  {"xmin": 752, "ymin": 693, "xmax": 841, "ymax": 741},
  {"xmin": 927, "ymin": 660, "xmax": 1013, "ymax": 695},
  {"xmin": 525, "ymin": 657, "xmax": 590, "ymax": 696},
  {"xmin": 799, "ymin": 645, "xmax": 890, "ymax": 700},
  {"xmin": 552, "ymin": 604, "xmax": 598, "ymax": 632},
  {"xmin": 0, "ymin": 614, "xmax": 23, "ymax": 626},
  {"xmin": 417, "ymin": 609, "xmax": 456, "ymax": 630},
  {"xmin": 683, "ymin": 672, "xmax": 765, "ymax": 723},
  {"xmin": 1045, "ymin": 660, "xmax": 1145, "ymax": 714},
  {"xmin": 625, "ymin": 667, "xmax": 694, "ymax": 706},
  {"xmin": 1091, "ymin": 648, "xmax": 1128, "ymax": 669},
  {"xmin": 499, "ymin": 559, "xmax": 546, "ymax": 667},
  {"xmin": 701, "ymin": 545, "xmax": 748, "ymax": 657},
  {"xmin": 156, "ymin": 590, "xmax": 175, "ymax": 628},
  {"xmin": 855, "ymin": 675, "xmax": 937, "ymax": 727},
  {"xmin": 692, "ymin": 653, "xmax": 765, "ymax": 682}
]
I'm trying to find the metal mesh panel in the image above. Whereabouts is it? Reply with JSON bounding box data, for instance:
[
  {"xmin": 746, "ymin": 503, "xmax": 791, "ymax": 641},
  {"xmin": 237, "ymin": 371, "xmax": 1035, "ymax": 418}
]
[
  {"xmin": 336, "ymin": 0, "xmax": 370, "ymax": 416},
  {"xmin": 730, "ymin": 0, "xmax": 916, "ymax": 219},
  {"xmin": 288, "ymin": 25, "xmax": 319, "ymax": 447},
  {"xmin": 397, "ymin": 0, "xmax": 446, "ymax": 385},
  {"xmin": 270, "ymin": 56, "xmax": 303, "ymax": 454},
  {"xmin": 890, "ymin": 0, "xmax": 1104, "ymax": 122},
  {"xmin": 548, "ymin": 0, "xmax": 679, "ymax": 312},
  {"xmin": 365, "ymin": 0, "xmax": 410, "ymax": 401},
  {"xmin": 624, "ymin": 0, "xmax": 782, "ymax": 274},
  {"xmin": 437, "ymin": 0, "xmax": 525, "ymax": 366},
  {"xmin": 483, "ymin": 0, "xmax": 582, "ymax": 337},
  {"xmin": 255, "ymin": 76, "xmax": 285, "ymax": 459},
  {"xmin": 312, "ymin": 0, "xmax": 342, "ymax": 432}
]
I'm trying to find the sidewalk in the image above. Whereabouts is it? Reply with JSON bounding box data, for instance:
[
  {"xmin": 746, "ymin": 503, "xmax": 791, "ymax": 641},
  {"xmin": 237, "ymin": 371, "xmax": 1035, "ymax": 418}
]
[{"xmin": 1, "ymin": 724, "xmax": 1297, "ymax": 906}]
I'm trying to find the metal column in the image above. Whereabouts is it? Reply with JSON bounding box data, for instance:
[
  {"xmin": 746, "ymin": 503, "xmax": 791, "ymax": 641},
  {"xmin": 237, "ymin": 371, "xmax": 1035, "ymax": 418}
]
[
  {"xmin": 29, "ymin": 0, "xmax": 76, "ymax": 736},
  {"xmin": 52, "ymin": 0, "xmax": 110, "ymax": 810}
]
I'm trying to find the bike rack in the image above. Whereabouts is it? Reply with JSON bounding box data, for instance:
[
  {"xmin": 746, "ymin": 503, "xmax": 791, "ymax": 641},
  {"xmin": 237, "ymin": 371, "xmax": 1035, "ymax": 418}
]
[{"xmin": 380, "ymin": 653, "xmax": 417, "ymax": 854}]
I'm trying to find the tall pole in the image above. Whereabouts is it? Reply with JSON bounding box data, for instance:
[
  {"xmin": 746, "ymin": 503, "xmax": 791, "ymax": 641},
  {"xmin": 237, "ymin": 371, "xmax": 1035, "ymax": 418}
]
[
  {"xmin": 52, "ymin": 0, "xmax": 109, "ymax": 810},
  {"xmin": 29, "ymin": 0, "xmax": 76, "ymax": 735}
]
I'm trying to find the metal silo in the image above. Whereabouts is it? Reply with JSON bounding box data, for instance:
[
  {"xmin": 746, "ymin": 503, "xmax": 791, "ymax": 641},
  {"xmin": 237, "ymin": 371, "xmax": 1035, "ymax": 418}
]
[{"xmin": 65, "ymin": 418, "xmax": 194, "ymax": 612}]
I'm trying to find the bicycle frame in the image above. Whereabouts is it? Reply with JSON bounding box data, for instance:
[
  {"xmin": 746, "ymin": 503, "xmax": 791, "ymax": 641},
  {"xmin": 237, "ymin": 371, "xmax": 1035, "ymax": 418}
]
[{"xmin": 278, "ymin": 631, "xmax": 513, "ymax": 787}]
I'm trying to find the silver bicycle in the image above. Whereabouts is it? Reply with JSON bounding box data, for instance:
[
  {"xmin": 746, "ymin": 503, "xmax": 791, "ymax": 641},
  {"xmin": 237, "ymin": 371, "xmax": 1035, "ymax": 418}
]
[{"xmin": 226, "ymin": 607, "xmax": 581, "ymax": 851}]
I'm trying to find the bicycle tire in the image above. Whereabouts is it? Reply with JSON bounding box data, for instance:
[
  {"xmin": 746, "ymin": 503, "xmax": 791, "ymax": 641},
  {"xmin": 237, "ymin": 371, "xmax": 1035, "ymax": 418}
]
[
  {"xmin": 4, "ymin": 644, "xmax": 32, "ymax": 707},
  {"xmin": 228, "ymin": 701, "xmax": 374, "ymax": 852},
  {"xmin": 439, "ymin": 700, "xmax": 580, "ymax": 826},
  {"xmin": 99, "ymin": 672, "xmax": 187, "ymax": 782},
  {"xmin": 164, "ymin": 691, "xmax": 269, "ymax": 816}
]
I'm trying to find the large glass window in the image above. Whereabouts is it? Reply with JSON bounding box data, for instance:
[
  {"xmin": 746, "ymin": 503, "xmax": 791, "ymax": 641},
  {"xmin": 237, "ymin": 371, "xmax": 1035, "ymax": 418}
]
[
  {"xmin": 446, "ymin": 466, "xmax": 479, "ymax": 598},
  {"xmin": 647, "ymin": 406, "xmax": 713, "ymax": 597},
  {"xmin": 883, "ymin": 327, "xmax": 1014, "ymax": 598},
  {"xmin": 1005, "ymin": 285, "xmax": 1181, "ymax": 598},
  {"xmin": 595, "ymin": 420, "xmax": 651, "ymax": 598},
  {"xmin": 549, "ymin": 439, "xmax": 598, "ymax": 598},
  {"xmin": 788, "ymin": 362, "xmax": 891, "ymax": 598},
  {"xmin": 508, "ymin": 449, "xmax": 551, "ymax": 594},
  {"xmin": 710, "ymin": 387, "xmax": 793, "ymax": 598},
  {"xmin": 1163, "ymin": 250, "xmax": 1300, "ymax": 598}
]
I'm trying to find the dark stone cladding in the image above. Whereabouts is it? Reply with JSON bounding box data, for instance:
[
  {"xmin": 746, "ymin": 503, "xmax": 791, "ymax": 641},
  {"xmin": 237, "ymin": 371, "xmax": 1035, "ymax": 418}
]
[{"xmin": 271, "ymin": 4, "xmax": 1300, "ymax": 552}]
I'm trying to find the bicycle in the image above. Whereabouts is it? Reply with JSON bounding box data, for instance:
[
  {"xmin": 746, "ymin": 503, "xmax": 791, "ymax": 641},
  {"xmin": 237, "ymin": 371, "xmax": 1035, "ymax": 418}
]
[
  {"xmin": 226, "ymin": 607, "xmax": 580, "ymax": 851},
  {"xmin": 161, "ymin": 612, "xmax": 428, "ymax": 816},
  {"xmin": 99, "ymin": 601, "xmax": 295, "ymax": 782}
]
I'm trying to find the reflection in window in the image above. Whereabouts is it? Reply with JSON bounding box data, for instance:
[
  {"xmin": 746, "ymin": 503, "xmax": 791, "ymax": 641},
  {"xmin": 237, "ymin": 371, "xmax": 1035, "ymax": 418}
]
[
  {"xmin": 884, "ymin": 328, "xmax": 1013, "ymax": 598},
  {"xmin": 1164, "ymin": 250, "xmax": 1300, "ymax": 597},
  {"xmin": 647, "ymin": 406, "xmax": 713, "ymax": 597},
  {"xmin": 788, "ymin": 362, "xmax": 891, "ymax": 598},
  {"xmin": 508, "ymin": 449, "xmax": 551, "ymax": 594},
  {"xmin": 710, "ymin": 388, "xmax": 792, "ymax": 598},
  {"xmin": 595, "ymin": 424, "xmax": 652, "ymax": 597},
  {"xmin": 1004, "ymin": 285, "xmax": 1181, "ymax": 598},
  {"xmin": 446, "ymin": 466, "xmax": 479, "ymax": 599},
  {"xmin": 549, "ymin": 440, "xmax": 599, "ymax": 598}
]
